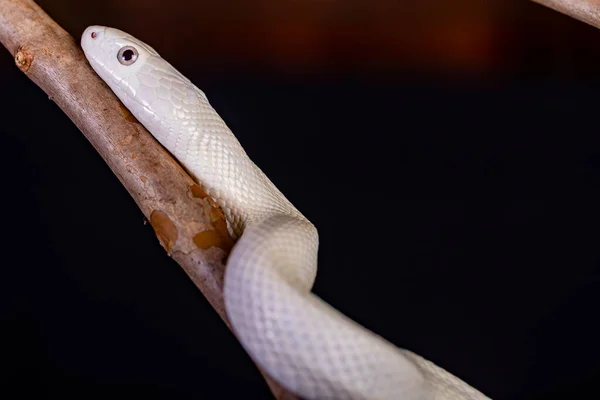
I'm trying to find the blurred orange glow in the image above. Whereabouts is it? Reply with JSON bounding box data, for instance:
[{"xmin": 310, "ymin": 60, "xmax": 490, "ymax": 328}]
[{"xmin": 36, "ymin": 0, "xmax": 600, "ymax": 78}]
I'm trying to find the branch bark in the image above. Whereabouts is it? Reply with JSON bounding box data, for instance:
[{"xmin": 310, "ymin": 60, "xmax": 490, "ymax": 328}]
[
  {"xmin": 532, "ymin": 0, "xmax": 600, "ymax": 29},
  {"xmin": 0, "ymin": 0, "xmax": 298, "ymax": 398}
]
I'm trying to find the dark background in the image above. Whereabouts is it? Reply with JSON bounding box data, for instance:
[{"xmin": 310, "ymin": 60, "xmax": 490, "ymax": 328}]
[{"xmin": 1, "ymin": 1, "xmax": 600, "ymax": 398}]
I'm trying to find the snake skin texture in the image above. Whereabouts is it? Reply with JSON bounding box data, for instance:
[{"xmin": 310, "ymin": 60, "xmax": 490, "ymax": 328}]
[{"xmin": 81, "ymin": 26, "xmax": 491, "ymax": 400}]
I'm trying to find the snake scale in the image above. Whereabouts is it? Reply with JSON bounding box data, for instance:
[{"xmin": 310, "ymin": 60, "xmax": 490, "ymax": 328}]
[{"xmin": 81, "ymin": 25, "xmax": 491, "ymax": 400}]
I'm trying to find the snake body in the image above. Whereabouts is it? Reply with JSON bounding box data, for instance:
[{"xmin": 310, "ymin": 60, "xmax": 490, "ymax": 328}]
[{"xmin": 81, "ymin": 26, "xmax": 490, "ymax": 400}]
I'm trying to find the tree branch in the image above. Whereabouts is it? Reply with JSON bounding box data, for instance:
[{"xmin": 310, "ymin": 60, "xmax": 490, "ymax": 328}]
[
  {"xmin": 532, "ymin": 0, "xmax": 600, "ymax": 29},
  {"xmin": 0, "ymin": 0, "xmax": 297, "ymax": 398}
]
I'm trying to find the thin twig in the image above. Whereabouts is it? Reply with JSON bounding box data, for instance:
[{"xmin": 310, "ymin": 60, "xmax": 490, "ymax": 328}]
[
  {"xmin": 0, "ymin": 0, "xmax": 298, "ymax": 398},
  {"xmin": 532, "ymin": 0, "xmax": 600, "ymax": 29}
]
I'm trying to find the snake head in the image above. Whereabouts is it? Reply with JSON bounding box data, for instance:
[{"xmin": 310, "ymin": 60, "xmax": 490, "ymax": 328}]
[
  {"xmin": 82, "ymin": 25, "xmax": 160, "ymax": 87},
  {"xmin": 81, "ymin": 25, "xmax": 202, "ymax": 131},
  {"xmin": 80, "ymin": 25, "xmax": 211, "ymax": 160}
]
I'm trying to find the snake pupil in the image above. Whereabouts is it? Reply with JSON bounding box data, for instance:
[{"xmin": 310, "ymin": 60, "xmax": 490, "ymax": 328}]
[
  {"xmin": 122, "ymin": 49, "xmax": 134, "ymax": 61},
  {"xmin": 117, "ymin": 46, "xmax": 139, "ymax": 65}
]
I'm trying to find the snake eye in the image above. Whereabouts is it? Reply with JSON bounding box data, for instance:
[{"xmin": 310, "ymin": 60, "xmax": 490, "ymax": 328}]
[{"xmin": 117, "ymin": 46, "xmax": 138, "ymax": 65}]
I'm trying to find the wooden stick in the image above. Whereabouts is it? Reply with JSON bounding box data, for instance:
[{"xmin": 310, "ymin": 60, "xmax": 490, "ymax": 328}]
[
  {"xmin": 0, "ymin": 0, "xmax": 298, "ymax": 398},
  {"xmin": 531, "ymin": 0, "xmax": 600, "ymax": 29}
]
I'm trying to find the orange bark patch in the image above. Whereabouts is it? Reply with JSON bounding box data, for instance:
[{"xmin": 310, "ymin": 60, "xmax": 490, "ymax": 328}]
[
  {"xmin": 119, "ymin": 135, "xmax": 133, "ymax": 146},
  {"xmin": 14, "ymin": 47, "xmax": 33, "ymax": 72},
  {"xmin": 193, "ymin": 229, "xmax": 226, "ymax": 250},
  {"xmin": 120, "ymin": 103, "xmax": 138, "ymax": 123},
  {"xmin": 150, "ymin": 210, "xmax": 178, "ymax": 253},
  {"xmin": 190, "ymin": 184, "xmax": 208, "ymax": 199},
  {"xmin": 190, "ymin": 184, "xmax": 234, "ymax": 251},
  {"xmin": 209, "ymin": 208, "xmax": 235, "ymax": 251}
]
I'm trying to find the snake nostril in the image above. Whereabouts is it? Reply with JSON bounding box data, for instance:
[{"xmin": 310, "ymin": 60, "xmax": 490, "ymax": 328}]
[{"xmin": 91, "ymin": 32, "xmax": 97, "ymax": 39}]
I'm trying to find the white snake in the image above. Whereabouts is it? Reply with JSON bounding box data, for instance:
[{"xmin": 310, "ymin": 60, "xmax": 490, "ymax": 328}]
[{"xmin": 81, "ymin": 26, "xmax": 491, "ymax": 400}]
